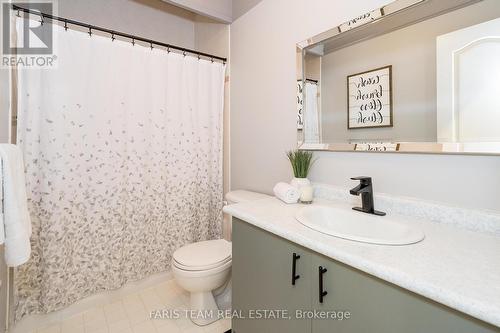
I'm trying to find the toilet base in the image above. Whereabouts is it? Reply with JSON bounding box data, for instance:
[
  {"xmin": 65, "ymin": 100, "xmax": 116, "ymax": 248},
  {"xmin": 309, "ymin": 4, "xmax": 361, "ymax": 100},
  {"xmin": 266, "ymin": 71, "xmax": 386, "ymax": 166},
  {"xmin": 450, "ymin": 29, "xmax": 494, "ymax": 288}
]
[{"xmin": 189, "ymin": 291, "xmax": 221, "ymax": 326}]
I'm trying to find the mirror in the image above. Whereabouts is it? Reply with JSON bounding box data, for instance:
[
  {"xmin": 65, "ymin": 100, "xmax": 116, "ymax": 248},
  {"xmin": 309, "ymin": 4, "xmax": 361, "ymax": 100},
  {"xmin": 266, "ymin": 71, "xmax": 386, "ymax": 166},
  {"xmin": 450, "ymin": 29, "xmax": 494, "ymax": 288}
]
[{"xmin": 297, "ymin": 0, "xmax": 500, "ymax": 154}]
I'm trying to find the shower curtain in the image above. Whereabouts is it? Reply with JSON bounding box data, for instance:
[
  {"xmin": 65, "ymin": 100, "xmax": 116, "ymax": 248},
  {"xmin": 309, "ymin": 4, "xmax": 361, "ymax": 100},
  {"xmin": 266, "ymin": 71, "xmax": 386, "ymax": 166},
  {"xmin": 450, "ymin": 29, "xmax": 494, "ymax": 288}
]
[
  {"xmin": 304, "ymin": 82, "xmax": 320, "ymax": 143},
  {"xmin": 15, "ymin": 19, "xmax": 225, "ymax": 319}
]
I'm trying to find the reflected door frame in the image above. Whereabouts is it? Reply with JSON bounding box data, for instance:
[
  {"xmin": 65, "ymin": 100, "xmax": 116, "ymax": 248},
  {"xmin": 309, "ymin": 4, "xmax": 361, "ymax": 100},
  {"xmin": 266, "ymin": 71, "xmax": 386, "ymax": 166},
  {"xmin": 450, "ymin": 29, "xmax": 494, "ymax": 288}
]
[{"xmin": 437, "ymin": 17, "xmax": 500, "ymax": 142}]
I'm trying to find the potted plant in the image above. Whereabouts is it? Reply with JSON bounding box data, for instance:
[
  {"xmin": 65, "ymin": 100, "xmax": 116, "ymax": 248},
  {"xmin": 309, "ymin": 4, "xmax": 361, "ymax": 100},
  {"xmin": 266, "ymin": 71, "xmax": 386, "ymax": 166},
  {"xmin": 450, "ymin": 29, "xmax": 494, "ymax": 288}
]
[{"xmin": 286, "ymin": 150, "xmax": 315, "ymax": 189}]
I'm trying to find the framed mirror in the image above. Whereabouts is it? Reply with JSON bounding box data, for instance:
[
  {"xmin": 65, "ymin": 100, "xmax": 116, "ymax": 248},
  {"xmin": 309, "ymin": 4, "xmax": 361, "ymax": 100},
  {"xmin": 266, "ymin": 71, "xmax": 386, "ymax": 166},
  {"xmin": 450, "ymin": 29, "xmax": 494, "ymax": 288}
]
[{"xmin": 297, "ymin": 0, "xmax": 500, "ymax": 154}]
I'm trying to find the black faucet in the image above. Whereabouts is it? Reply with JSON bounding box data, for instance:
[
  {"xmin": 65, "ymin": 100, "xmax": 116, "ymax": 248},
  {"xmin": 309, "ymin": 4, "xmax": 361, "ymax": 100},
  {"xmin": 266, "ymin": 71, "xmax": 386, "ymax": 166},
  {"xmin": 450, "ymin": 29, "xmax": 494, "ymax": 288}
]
[{"xmin": 349, "ymin": 177, "xmax": 386, "ymax": 216}]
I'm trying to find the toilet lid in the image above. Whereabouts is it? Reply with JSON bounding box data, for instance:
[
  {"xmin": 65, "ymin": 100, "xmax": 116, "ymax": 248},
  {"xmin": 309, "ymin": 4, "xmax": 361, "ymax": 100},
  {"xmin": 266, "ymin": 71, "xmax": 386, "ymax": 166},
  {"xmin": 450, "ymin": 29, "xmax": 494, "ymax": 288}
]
[
  {"xmin": 225, "ymin": 190, "xmax": 270, "ymax": 203},
  {"xmin": 173, "ymin": 239, "xmax": 231, "ymax": 270}
]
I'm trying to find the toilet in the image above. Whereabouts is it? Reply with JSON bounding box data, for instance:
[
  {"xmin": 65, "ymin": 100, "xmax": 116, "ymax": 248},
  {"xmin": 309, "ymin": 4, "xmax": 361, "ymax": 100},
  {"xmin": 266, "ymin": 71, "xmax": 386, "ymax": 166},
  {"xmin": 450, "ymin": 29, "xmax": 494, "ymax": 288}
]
[{"xmin": 172, "ymin": 190, "xmax": 270, "ymax": 326}]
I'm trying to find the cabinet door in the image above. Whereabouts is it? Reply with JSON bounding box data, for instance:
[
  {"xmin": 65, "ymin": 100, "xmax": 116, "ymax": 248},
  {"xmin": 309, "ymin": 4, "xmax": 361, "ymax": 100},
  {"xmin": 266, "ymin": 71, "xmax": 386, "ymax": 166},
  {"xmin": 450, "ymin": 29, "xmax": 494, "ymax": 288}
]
[
  {"xmin": 232, "ymin": 219, "xmax": 312, "ymax": 333},
  {"xmin": 311, "ymin": 254, "xmax": 499, "ymax": 333}
]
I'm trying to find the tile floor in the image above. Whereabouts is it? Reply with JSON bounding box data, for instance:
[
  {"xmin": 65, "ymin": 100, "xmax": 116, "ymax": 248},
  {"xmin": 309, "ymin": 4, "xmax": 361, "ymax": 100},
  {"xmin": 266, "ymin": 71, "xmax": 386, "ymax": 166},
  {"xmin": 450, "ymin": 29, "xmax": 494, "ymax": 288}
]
[{"xmin": 17, "ymin": 279, "xmax": 231, "ymax": 333}]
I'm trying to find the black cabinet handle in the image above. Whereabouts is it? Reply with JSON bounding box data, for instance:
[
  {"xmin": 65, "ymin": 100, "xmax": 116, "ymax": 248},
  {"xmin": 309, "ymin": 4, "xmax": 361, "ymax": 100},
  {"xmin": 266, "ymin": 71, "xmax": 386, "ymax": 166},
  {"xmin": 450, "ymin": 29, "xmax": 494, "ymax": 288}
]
[
  {"xmin": 292, "ymin": 253, "xmax": 301, "ymax": 285},
  {"xmin": 319, "ymin": 266, "xmax": 328, "ymax": 303}
]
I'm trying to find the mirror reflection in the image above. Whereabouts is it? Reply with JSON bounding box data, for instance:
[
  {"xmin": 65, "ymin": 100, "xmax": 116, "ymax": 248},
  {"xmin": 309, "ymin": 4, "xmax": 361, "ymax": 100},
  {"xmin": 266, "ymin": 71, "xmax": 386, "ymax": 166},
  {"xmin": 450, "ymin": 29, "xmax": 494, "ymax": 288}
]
[{"xmin": 297, "ymin": 0, "xmax": 500, "ymax": 153}]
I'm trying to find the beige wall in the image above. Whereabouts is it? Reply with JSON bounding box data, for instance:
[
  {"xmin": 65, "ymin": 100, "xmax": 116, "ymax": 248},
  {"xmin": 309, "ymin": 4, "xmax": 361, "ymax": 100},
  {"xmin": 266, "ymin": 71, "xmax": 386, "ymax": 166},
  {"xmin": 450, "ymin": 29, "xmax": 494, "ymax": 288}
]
[
  {"xmin": 163, "ymin": 0, "xmax": 232, "ymax": 23},
  {"xmin": 230, "ymin": 0, "xmax": 500, "ymax": 212},
  {"xmin": 321, "ymin": 0, "xmax": 500, "ymax": 143},
  {"xmin": 58, "ymin": 0, "xmax": 197, "ymax": 48},
  {"xmin": 194, "ymin": 15, "xmax": 229, "ymax": 57},
  {"xmin": 232, "ymin": 0, "xmax": 263, "ymax": 20},
  {"xmin": 304, "ymin": 54, "xmax": 321, "ymax": 81}
]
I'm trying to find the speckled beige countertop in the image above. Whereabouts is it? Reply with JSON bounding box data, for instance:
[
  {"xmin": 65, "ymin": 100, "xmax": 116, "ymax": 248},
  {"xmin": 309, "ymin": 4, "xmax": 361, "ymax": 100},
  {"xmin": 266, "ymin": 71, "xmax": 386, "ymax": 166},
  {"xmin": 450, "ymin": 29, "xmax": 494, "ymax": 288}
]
[{"xmin": 224, "ymin": 195, "xmax": 500, "ymax": 328}]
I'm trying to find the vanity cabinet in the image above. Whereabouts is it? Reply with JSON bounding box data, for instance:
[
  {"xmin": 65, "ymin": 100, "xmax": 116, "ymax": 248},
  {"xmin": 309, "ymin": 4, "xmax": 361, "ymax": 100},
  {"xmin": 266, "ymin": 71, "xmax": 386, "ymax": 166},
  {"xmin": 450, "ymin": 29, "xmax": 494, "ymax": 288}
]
[
  {"xmin": 232, "ymin": 217, "xmax": 312, "ymax": 333},
  {"xmin": 232, "ymin": 218, "xmax": 500, "ymax": 333}
]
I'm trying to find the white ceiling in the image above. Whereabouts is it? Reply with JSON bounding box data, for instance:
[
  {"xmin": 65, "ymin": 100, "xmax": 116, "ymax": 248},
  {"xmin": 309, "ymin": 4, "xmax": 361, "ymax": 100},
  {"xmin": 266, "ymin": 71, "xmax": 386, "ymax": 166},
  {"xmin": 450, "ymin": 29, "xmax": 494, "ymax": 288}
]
[{"xmin": 161, "ymin": 0, "xmax": 262, "ymax": 23}]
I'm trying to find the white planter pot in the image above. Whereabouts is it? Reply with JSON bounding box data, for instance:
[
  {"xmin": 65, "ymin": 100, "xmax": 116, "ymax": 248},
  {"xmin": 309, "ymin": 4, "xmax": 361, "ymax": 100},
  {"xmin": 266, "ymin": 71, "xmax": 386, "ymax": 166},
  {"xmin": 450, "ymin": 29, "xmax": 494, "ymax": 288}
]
[{"xmin": 290, "ymin": 177, "xmax": 311, "ymax": 190}]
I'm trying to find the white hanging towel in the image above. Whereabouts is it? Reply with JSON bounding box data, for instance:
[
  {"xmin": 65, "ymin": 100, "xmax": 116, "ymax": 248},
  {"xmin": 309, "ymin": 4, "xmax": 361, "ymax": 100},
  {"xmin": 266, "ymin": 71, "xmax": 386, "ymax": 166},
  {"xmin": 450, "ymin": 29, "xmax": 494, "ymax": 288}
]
[
  {"xmin": 304, "ymin": 82, "xmax": 320, "ymax": 143},
  {"xmin": 0, "ymin": 144, "xmax": 32, "ymax": 267}
]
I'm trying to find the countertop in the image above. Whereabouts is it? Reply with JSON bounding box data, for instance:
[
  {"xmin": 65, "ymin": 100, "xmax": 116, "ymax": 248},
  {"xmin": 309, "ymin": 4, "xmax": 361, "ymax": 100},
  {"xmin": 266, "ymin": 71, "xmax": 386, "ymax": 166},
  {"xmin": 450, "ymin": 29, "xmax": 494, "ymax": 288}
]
[{"xmin": 223, "ymin": 197, "xmax": 500, "ymax": 328}]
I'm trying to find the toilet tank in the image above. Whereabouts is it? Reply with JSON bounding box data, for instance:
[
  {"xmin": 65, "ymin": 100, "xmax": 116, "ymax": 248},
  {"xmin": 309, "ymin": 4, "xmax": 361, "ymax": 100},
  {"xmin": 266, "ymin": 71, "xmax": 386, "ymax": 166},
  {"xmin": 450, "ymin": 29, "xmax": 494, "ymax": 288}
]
[
  {"xmin": 223, "ymin": 190, "xmax": 270, "ymax": 240},
  {"xmin": 225, "ymin": 190, "xmax": 270, "ymax": 205}
]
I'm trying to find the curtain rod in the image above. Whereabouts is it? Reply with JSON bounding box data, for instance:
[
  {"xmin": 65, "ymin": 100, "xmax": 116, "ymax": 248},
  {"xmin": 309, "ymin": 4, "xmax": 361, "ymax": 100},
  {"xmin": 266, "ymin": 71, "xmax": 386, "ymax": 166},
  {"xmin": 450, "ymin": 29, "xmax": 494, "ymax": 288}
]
[
  {"xmin": 11, "ymin": 4, "xmax": 227, "ymax": 63},
  {"xmin": 298, "ymin": 78, "xmax": 319, "ymax": 84}
]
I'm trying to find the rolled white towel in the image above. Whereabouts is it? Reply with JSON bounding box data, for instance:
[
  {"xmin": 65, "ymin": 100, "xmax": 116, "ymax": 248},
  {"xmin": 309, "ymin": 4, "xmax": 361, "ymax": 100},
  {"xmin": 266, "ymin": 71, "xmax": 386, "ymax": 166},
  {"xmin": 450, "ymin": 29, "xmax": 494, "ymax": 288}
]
[{"xmin": 273, "ymin": 182, "xmax": 300, "ymax": 204}]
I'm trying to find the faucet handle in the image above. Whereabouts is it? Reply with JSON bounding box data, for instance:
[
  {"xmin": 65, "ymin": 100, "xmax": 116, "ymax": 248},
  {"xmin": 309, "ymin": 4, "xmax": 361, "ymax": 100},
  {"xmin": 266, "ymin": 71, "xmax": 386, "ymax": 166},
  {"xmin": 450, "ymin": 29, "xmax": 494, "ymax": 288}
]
[{"xmin": 351, "ymin": 176, "xmax": 372, "ymax": 184}]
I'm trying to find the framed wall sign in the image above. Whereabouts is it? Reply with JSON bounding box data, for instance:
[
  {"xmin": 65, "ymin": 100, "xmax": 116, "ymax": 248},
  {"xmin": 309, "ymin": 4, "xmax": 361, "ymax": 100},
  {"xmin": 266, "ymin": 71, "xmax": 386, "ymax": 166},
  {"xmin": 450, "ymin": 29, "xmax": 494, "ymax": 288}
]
[
  {"xmin": 347, "ymin": 65, "xmax": 393, "ymax": 129},
  {"xmin": 354, "ymin": 142, "xmax": 400, "ymax": 152}
]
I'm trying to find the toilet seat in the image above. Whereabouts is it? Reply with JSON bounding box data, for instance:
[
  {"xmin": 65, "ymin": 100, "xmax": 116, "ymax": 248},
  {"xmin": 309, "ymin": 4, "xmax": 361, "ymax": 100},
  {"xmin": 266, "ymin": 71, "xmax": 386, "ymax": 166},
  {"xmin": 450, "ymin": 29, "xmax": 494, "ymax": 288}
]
[
  {"xmin": 173, "ymin": 256, "xmax": 232, "ymax": 271},
  {"xmin": 173, "ymin": 239, "xmax": 231, "ymax": 271},
  {"xmin": 171, "ymin": 191, "xmax": 266, "ymax": 326},
  {"xmin": 172, "ymin": 258, "xmax": 232, "ymax": 278}
]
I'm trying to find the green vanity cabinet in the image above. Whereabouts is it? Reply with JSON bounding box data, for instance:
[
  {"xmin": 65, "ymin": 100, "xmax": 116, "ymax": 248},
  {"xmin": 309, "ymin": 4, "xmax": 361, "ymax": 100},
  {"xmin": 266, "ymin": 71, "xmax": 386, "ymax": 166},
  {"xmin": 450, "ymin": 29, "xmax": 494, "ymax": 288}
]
[
  {"xmin": 232, "ymin": 218, "xmax": 312, "ymax": 333},
  {"xmin": 311, "ymin": 254, "xmax": 498, "ymax": 333},
  {"xmin": 232, "ymin": 218, "xmax": 500, "ymax": 333}
]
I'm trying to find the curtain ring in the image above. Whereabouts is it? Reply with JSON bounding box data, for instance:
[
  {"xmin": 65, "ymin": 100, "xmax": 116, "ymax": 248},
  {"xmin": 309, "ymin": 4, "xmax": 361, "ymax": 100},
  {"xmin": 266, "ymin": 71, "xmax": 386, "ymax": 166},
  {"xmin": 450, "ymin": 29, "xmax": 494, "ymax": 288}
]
[
  {"xmin": 132, "ymin": 38, "xmax": 135, "ymax": 46},
  {"xmin": 111, "ymin": 32, "xmax": 115, "ymax": 42},
  {"xmin": 183, "ymin": 51, "xmax": 186, "ymax": 57},
  {"xmin": 197, "ymin": 54, "xmax": 201, "ymax": 60},
  {"xmin": 16, "ymin": 9, "xmax": 21, "ymax": 18},
  {"xmin": 211, "ymin": 57, "xmax": 214, "ymax": 63},
  {"xmin": 64, "ymin": 20, "xmax": 68, "ymax": 31},
  {"xmin": 150, "ymin": 42, "xmax": 154, "ymax": 50},
  {"xmin": 39, "ymin": 14, "xmax": 44, "ymax": 26},
  {"xmin": 88, "ymin": 26, "xmax": 92, "ymax": 37}
]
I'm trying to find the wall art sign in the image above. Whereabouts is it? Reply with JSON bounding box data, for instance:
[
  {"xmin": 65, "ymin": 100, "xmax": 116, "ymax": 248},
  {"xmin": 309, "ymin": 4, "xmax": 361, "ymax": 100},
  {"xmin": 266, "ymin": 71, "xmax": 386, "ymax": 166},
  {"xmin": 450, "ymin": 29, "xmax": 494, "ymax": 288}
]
[
  {"xmin": 354, "ymin": 142, "xmax": 399, "ymax": 152},
  {"xmin": 347, "ymin": 65, "xmax": 393, "ymax": 129},
  {"xmin": 297, "ymin": 80, "xmax": 304, "ymax": 129},
  {"xmin": 339, "ymin": 8, "xmax": 383, "ymax": 33}
]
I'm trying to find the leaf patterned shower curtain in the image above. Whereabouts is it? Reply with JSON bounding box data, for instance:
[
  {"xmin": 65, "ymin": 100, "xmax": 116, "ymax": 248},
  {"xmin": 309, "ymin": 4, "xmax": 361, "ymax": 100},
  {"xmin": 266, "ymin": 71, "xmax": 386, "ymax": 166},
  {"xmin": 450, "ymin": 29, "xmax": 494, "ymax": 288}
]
[{"xmin": 15, "ymin": 18, "xmax": 225, "ymax": 319}]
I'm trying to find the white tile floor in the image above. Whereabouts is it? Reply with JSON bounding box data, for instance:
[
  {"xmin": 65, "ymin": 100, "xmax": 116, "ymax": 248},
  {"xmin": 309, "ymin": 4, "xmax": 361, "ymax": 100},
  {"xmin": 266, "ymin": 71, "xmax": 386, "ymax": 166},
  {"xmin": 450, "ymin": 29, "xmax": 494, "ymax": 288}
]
[{"xmin": 15, "ymin": 279, "xmax": 231, "ymax": 333}]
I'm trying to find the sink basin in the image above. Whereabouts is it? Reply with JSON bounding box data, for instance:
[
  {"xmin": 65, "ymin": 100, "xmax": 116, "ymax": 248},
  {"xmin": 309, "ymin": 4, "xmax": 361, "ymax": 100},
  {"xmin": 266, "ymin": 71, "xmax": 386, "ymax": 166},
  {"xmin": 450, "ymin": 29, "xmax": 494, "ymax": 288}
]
[{"xmin": 296, "ymin": 205, "xmax": 424, "ymax": 245}]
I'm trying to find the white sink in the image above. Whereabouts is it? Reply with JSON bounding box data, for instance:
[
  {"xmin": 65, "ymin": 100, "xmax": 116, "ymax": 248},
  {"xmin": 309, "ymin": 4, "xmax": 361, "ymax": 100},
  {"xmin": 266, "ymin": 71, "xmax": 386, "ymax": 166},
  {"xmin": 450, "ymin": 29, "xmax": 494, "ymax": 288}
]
[{"xmin": 296, "ymin": 205, "xmax": 424, "ymax": 245}]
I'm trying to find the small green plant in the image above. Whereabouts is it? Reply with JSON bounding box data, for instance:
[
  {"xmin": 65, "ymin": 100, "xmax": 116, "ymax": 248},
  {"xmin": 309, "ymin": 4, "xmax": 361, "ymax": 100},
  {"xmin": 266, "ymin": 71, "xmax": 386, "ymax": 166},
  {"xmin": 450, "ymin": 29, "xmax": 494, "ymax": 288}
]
[{"xmin": 286, "ymin": 150, "xmax": 315, "ymax": 178}]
